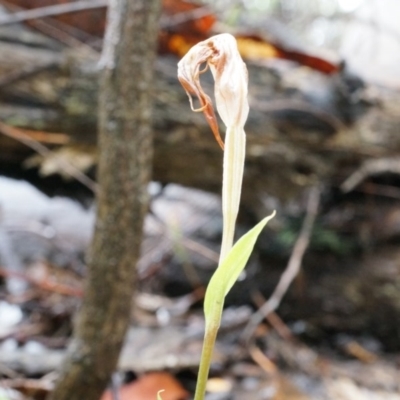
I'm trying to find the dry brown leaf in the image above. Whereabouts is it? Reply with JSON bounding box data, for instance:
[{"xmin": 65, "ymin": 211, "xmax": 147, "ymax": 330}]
[{"xmin": 101, "ymin": 372, "xmax": 188, "ymax": 400}]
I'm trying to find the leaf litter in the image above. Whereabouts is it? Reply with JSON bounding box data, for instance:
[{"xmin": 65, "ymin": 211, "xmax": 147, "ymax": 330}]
[{"xmin": 0, "ymin": 177, "xmax": 399, "ymax": 400}]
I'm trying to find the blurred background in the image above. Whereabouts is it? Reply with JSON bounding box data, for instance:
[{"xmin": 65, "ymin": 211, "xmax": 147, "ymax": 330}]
[{"xmin": 0, "ymin": 1, "xmax": 400, "ymax": 399}]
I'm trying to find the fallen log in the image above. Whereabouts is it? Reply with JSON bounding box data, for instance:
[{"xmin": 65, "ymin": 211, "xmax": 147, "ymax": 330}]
[{"xmin": 1, "ymin": 27, "xmax": 400, "ymax": 210}]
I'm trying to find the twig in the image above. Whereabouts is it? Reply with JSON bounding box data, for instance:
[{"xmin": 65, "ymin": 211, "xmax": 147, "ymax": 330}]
[
  {"xmin": 0, "ymin": 0, "xmax": 213, "ymax": 31},
  {"xmin": 182, "ymin": 237, "xmax": 219, "ymax": 263},
  {"xmin": 0, "ymin": 0, "xmax": 102, "ymax": 56},
  {"xmin": 0, "ymin": 363, "xmax": 22, "ymax": 379},
  {"xmin": 26, "ymin": 16, "xmax": 100, "ymax": 54},
  {"xmin": 242, "ymin": 186, "xmax": 320, "ymax": 343},
  {"xmin": 341, "ymin": 157, "xmax": 400, "ymax": 193},
  {"xmin": 0, "ymin": 121, "xmax": 98, "ymax": 193},
  {"xmin": 0, "ymin": 377, "xmax": 54, "ymax": 394},
  {"xmin": 159, "ymin": 6, "xmax": 213, "ymax": 29},
  {"xmin": 0, "ymin": 0, "xmax": 108, "ymax": 26},
  {"xmin": 98, "ymin": 0, "xmax": 121, "ymax": 70},
  {"xmin": 252, "ymin": 290, "xmax": 294, "ymax": 341},
  {"xmin": 0, "ymin": 267, "xmax": 83, "ymax": 297},
  {"xmin": 0, "ymin": 61, "xmax": 59, "ymax": 89},
  {"xmin": 356, "ymin": 182, "xmax": 400, "ymax": 200},
  {"xmin": 110, "ymin": 373, "xmax": 121, "ymax": 400},
  {"xmin": 10, "ymin": 129, "xmax": 70, "ymax": 145},
  {"xmin": 249, "ymin": 344, "xmax": 277, "ymax": 375}
]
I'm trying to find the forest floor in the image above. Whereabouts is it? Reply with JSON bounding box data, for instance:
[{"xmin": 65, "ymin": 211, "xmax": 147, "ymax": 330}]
[{"xmin": 0, "ymin": 175, "xmax": 399, "ymax": 400}]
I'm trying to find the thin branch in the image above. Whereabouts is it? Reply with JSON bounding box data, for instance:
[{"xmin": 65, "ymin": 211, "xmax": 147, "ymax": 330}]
[
  {"xmin": 341, "ymin": 157, "xmax": 400, "ymax": 193},
  {"xmin": 182, "ymin": 237, "xmax": 219, "ymax": 263},
  {"xmin": 110, "ymin": 373, "xmax": 121, "ymax": 400},
  {"xmin": 249, "ymin": 344, "xmax": 278, "ymax": 375},
  {"xmin": 0, "ymin": 61, "xmax": 59, "ymax": 89},
  {"xmin": 26, "ymin": 17, "xmax": 100, "ymax": 54},
  {"xmin": 242, "ymin": 186, "xmax": 320, "ymax": 343},
  {"xmin": 0, "ymin": 267, "xmax": 83, "ymax": 297},
  {"xmin": 0, "ymin": 121, "xmax": 98, "ymax": 193},
  {"xmin": 0, "ymin": 0, "xmax": 108, "ymax": 26},
  {"xmin": 252, "ymin": 290, "xmax": 294, "ymax": 341},
  {"xmin": 0, "ymin": 0, "xmax": 214, "ymax": 32},
  {"xmin": 0, "ymin": 0, "xmax": 100, "ymax": 53},
  {"xmin": 159, "ymin": 6, "xmax": 213, "ymax": 29},
  {"xmin": 356, "ymin": 182, "xmax": 400, "ymax": 200}
]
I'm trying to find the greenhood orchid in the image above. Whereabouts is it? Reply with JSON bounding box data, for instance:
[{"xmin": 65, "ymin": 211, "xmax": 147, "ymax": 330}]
[{"xmin": 177, "ymin": 33, "xmax": 274, "ymax": 400}]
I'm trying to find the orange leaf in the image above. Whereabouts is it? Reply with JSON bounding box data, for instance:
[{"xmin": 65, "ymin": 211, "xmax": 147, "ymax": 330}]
[
  {"xmin": 236, "ymin": 34, "xmax": 339, "ymax": 74},
  {"xmin": 101, "ymin": 372, "xmax": 189, "ymax": 400}
]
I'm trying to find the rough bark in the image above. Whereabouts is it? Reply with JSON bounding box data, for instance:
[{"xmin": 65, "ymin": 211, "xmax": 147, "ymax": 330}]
[{"xmin": 47, "ymin": 0, "xmax": 161, "ymax": 399}]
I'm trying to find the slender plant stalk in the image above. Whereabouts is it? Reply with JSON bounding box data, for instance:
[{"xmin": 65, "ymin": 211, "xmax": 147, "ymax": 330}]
[
  {"xmin": 193, "ymin": 214, "xmax": 275, "ymax": 400},
  {"xmin": 219, "ymin": 125, "xmax": 246, "ymax": 263},
  {"xmin": 177, "ymin": 33, "xmax": 274, "ymax": 400},
  {"xmin": 194, "ymin": 323, "xmax": 219, "ymax": 400}
]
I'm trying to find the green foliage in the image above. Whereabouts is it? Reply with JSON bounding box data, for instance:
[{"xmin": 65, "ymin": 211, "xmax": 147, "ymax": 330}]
[
  {"xmin": 277, "ymin": 227, "xmax": 297, "ymax": 248},
  {"xmin": 277, "ymin": 220, "xmax": 355, "ymax": 256},
  {"xmin": 194, "ymin": 212, "xmax": 275, "ymax": 400},
  {"xmin": 204, "ymin": 212, "xmax": 276, "ymax": 320},
  {"xmin": 311, "ymin": 227, "xmax": 355, "ymax": 255}
]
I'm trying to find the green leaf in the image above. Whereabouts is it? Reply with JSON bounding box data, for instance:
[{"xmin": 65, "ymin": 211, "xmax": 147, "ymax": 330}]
[{"xmin": 204, "ymin": 211, "xmax": 275, "ymax": 317}]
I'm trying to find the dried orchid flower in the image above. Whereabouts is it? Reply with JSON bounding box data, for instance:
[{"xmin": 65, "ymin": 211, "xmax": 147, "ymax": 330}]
[{"xmin": 178, "ymin": 33, "xmax": 249, "ymax": 262}]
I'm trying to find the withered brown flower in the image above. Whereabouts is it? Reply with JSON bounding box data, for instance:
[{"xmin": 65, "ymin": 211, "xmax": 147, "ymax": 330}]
[
  {"xmin": 177, "ymin": 33, "xmax": 249, "ymax": 149},
  {"xmin": 178, "ymin": 33, "xmax": 250, "ymax": 263}
]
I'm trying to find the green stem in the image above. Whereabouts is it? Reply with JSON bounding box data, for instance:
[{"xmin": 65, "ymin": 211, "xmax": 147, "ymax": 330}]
[
  {"xmin": 194, "ymin": 126, "xmax": 246, "ymax": 399},
  {"xmin": 194, "ymin": 300, "xmax": 223, "ymax": 400},
  {"xmin": 219, "ymin": 126, "xmax": 246, "ymax": 263},
  {"xmin": 193, "ymin": 327, "xmax": 218, "ymax": 400}
]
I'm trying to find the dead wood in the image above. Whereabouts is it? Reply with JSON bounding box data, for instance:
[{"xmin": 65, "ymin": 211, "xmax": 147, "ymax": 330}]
[{"xmin": 1, "ymin": 30, "xmax": 400, "ymax": 213}]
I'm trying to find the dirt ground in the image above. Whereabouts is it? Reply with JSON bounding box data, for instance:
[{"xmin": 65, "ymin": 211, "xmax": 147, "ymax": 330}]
[{"xmin": 0, "ymin": 177, "xmax": 399, "ymax": 400}]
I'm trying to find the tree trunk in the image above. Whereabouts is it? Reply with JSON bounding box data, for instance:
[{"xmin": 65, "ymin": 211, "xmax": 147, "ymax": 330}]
[{"xmin": 47, "ymin": 0, "xmax": 161, "ymax": 399}]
